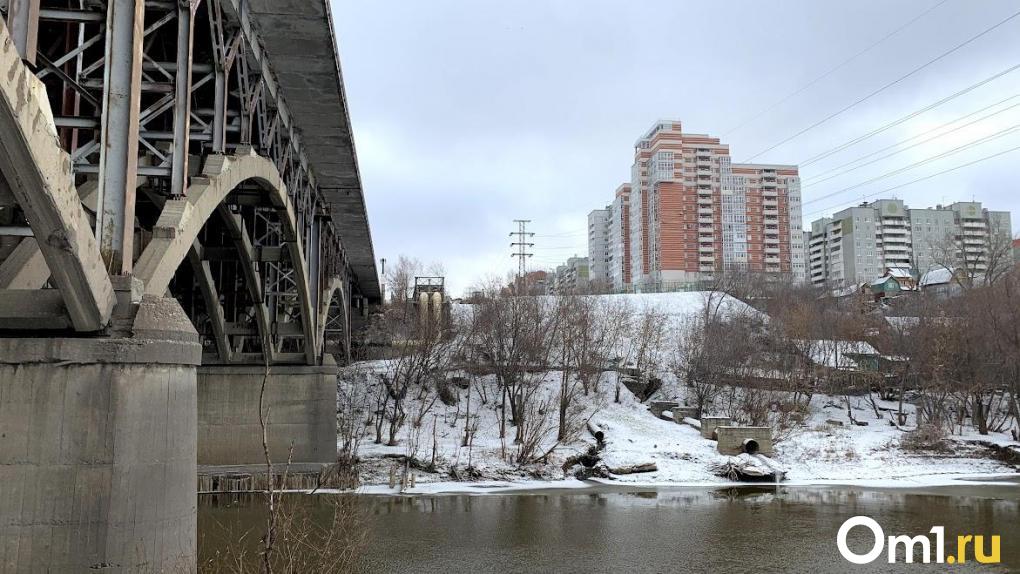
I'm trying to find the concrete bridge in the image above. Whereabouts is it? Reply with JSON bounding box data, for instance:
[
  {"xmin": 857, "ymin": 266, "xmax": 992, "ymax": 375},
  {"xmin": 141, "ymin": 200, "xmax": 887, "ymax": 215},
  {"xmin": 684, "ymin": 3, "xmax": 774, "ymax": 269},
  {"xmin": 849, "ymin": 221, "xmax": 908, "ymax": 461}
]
[{"xmin": 0, "ymin": 1, "xmax": 377, "ymax": 570}]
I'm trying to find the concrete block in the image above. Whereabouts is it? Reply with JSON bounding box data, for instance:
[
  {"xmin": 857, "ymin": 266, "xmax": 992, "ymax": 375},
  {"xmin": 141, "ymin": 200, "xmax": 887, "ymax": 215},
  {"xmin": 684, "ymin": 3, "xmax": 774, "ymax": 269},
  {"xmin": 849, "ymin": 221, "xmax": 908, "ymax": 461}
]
[
  {"xmin": 197, "ymin": 359, "xmax": 337, "ymax": 465},
  {"xmin": 649, "ymin": 401, "xmax": 678, "ymax": 419},
  {"xmin": 715, "ymin": 426, "xmax": 774, "ymax": 456},
  {"xmin": 700, "ymin": 416, "xmax": 732, "ymax": 439},
  {"xmin": 672, "ymin": 406, "xmax": 698, "ymax": 423}
]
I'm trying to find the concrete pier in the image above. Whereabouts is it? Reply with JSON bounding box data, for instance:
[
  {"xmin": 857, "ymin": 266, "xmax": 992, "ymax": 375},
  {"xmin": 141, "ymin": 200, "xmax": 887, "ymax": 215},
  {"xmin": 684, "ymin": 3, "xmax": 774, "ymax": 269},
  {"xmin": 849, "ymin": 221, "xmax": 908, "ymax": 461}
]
[
  {"xmin": 0, "ymin": 296, "xmax": 200, "ymax": 573},
  {"xmin": 197, "ymin": 359, "xmax": 337, "ymax": 466}
]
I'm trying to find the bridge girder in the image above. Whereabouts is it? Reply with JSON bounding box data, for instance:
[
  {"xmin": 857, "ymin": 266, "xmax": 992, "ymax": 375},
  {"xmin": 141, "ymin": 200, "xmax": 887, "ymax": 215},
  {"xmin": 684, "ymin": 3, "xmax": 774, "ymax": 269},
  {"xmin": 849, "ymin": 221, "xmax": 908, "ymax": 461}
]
[{"xmin": 0, "ymin": 0, "xmax": 375, "ymax": 365}]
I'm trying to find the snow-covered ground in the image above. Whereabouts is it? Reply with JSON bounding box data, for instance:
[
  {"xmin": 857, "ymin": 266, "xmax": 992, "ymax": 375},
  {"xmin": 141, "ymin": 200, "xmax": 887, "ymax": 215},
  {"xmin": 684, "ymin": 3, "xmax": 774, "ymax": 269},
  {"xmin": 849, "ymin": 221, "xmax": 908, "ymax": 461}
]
[
  {"xmin": 340, "ymin": 292, "xmax": 1019, "ymax": 495},
  {"xmin": 342, "ymin": 366, "xmax": 1018, "ymax": 495}
]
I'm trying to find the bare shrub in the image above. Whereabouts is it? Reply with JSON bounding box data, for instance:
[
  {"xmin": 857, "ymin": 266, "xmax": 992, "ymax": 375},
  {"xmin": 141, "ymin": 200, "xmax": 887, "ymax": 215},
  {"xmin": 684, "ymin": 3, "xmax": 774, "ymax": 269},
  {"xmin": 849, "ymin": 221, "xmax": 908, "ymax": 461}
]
[{"xmin": 900, "ymin": 425, "xmax": 953, "ymax": 454}]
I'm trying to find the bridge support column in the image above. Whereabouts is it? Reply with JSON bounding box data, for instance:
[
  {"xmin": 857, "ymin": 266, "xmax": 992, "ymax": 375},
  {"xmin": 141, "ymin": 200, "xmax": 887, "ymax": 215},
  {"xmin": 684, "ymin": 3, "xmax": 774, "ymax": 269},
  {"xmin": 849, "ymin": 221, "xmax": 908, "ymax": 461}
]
[
  {"xmin": 0, "ymin": 296, "xmax": 201, "ymax": 573},
  {"xmin": 197, "ymin": 358, "xmax": 337, "ymax": 466}
]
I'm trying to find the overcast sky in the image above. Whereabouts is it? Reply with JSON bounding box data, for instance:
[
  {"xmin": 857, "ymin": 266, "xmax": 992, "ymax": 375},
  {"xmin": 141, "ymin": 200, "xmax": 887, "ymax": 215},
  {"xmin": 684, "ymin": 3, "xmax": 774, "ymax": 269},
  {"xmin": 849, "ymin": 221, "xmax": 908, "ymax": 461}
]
[{"xmin": 331, "ymin": 0, "xmax": 1020, "ymax": 296}]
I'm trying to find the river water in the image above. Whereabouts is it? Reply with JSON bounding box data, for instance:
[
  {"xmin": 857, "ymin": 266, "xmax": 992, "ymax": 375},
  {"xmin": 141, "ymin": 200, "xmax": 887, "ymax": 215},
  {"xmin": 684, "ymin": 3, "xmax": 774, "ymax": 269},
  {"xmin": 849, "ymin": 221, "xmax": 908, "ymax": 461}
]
[{"xmin": 199, "ymin": 481, "xmax": 1020, "ymax": 573}]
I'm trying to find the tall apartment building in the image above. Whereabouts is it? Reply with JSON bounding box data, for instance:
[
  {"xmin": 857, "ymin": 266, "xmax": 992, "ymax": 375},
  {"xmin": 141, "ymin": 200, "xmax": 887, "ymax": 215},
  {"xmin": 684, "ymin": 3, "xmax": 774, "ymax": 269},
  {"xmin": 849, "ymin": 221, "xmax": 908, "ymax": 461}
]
[
  {"xmin": 625, "ymin": 120, "xmax": 805, "ymax": 288},
  {"xmin": 808, "ymin": 199, "xmax": 1013, "ymax": 286},
  {"xmin": 609, "ymin": 184, "xmax": 632, "ymax": 289},
  {"xmin": 587, "ymin": 207, "xmax": 612, "ymax": 286},
  {"xmin": 588, "ymin": 184, "xmax": 635, "ymax": 290}
]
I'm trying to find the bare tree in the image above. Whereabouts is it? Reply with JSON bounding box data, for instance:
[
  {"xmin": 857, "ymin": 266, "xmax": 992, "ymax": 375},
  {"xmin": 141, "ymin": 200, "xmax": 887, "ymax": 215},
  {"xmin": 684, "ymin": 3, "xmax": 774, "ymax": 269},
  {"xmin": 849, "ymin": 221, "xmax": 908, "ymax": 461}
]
[
  {"xmin": 470, "ymin": 284, "xmax": 559, "ymax": 447},
  {"xmin": 377, "ymin": 295, "xmax": 460, "ymax": 446},
  {"xmin": 927, "ymin": 227, "xmax": 1015, "ymax": 291},
  {"xmin": 627, "ymin": 307, "xmax": 667, "ymax": 376},
  {"xmin": 385, "ymin": 255, "xmax": 422, "ymax": 305},
  {"xmin": 671, "ymin": 316, "xmax": 723, "ymax": 418}
]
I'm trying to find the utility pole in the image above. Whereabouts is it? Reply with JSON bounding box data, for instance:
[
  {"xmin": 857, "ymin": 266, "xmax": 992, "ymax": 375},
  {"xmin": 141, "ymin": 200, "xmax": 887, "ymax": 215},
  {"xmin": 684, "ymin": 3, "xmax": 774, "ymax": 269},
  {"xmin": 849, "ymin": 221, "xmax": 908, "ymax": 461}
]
[
  {"xmin": 380, "ymin": 257, "xmax": 387, "ymax": 303},
  {"xmin": 510, "ymin": 219, "xmax": 534, "ymax": 294}
]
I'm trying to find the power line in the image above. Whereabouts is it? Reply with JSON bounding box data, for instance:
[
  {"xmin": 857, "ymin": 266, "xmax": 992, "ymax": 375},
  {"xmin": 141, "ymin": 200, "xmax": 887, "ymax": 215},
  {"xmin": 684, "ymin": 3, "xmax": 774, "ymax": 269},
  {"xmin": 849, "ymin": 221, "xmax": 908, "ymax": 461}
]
[
  {"xmin": 803, "ymin": 94, "xmax": 1020, "ymax": 182},
  {"xmin": 799, "ymin": 62, "xmax": 1020, "ymax": 167},
  {"xmin": 802, "ymin": 96, "xmax": 1020, "ymax": 187},
  {"xmin": 533, "ymin": 243, "xmax": 587, "ymax": 249},
  {"xmin": 803, "ymin": 143, "xmax": 1020, "ymax": 220},
  {"xmin": 723, "ymin": 0, "xmax": 951, "ymax": 137},
  {"xmin": 802, "ymin": 123, "xmax": 1020, "ymax": 207},
  {"xmin": 742, "ymin": 7, "xmax": 1020, "ymax": 162},
  {"xmin": 533, "ymin": 231, "xmax": 586, "ymax": 238}
]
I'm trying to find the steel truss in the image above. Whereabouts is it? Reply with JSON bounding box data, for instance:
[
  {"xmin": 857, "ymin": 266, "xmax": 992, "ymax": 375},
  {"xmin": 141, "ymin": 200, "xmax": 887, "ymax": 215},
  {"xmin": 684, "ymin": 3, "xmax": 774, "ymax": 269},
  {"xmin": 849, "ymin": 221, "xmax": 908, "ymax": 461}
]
[{"xmin": 0, "ymin": 0, "xmax": 357, "ymax": 365}]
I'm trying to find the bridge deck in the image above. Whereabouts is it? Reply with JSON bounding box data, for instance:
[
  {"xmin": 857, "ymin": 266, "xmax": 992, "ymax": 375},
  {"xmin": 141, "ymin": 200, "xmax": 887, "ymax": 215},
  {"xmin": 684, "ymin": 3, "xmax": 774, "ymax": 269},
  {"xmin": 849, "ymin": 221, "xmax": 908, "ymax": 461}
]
[{"xmin": 241, "ymin": 0, "xmax": 379, "ymax": 301}]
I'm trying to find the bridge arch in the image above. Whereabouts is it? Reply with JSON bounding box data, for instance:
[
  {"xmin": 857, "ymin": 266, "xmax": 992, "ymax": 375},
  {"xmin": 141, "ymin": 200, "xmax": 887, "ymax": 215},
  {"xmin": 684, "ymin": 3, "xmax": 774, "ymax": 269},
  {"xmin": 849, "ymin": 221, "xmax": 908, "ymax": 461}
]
[
  {"xmin": 135, "ymin": 152, "xmax": 317, "ymax": 364},
  {"xmin": 0, "ymin": 29, "xmax": 114, "ymax": 330},
  {"xmin": 317, "ymin": 275, "xmax": 350, "ymax": 362}
]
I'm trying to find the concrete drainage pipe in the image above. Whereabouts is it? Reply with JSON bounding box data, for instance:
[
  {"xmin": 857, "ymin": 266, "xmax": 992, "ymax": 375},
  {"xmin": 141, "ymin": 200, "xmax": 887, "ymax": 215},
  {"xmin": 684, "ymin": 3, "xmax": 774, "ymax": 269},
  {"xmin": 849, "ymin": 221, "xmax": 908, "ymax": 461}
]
[{"xmin": 742, "ymin": 438, "xmax": 760, "ymax": 455}]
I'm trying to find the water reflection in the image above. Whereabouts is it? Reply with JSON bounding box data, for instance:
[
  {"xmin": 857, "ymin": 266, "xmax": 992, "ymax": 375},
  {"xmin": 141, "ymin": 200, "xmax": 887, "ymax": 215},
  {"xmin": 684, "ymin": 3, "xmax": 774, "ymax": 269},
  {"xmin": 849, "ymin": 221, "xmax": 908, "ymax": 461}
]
[{"xmin": 200, "ymin": 485, "xmax": 1020, "ymax": 573}]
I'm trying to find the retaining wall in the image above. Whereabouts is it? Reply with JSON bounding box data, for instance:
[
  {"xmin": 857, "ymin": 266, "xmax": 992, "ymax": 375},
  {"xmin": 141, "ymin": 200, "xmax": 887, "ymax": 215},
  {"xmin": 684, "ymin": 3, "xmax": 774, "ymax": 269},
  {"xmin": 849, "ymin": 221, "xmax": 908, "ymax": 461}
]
[{"xmin": 715, "ymin": 426, "xmax": 774, "ymax": 456}]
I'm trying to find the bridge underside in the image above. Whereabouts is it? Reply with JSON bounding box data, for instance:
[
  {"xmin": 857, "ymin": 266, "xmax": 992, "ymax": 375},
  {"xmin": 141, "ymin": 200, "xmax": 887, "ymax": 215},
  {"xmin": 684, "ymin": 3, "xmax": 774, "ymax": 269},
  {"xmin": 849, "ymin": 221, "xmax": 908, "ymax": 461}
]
[{"xmin": 0, "ymin": 2, "xmax": 376, "ymax": 570}]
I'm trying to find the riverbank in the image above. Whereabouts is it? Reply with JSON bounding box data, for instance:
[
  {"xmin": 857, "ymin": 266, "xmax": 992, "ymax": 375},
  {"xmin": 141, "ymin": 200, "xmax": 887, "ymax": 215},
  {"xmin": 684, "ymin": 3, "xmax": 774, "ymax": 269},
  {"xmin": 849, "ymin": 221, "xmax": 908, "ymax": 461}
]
[
  {"xmin": 338, "ymin": 472, "xmax": 1020, "ymax": 498},
  {"xmin": 344, "ymin": 361, "xmax": 1019, "ymax": 496}
]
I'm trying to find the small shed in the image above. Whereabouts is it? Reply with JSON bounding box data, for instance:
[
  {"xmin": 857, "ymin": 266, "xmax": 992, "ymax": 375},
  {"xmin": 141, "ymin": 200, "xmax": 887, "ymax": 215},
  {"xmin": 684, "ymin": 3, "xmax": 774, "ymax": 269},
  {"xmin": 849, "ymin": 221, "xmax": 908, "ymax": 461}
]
[
  {"xmin": 869, "ymin": 267, "xmax": 917, "ymax": 300},
  {"xmin": 869, "ymin": 275, "xmax": 902, "ymax": 298}
]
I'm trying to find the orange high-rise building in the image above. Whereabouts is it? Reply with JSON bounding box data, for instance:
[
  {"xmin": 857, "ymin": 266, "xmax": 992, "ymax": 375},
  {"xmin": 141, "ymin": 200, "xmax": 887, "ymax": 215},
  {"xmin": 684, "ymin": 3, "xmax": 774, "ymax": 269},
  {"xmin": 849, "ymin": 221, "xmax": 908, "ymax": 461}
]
[{"xmin": 620, "ymin": 120, "xmax": 805, "ymax": 288}]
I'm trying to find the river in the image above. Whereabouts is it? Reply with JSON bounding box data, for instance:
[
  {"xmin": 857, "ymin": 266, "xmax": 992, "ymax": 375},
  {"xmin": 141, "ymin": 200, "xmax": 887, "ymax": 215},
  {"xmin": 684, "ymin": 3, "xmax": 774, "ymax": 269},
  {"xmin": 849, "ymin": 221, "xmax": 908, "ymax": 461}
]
[{"xmin": 199, "ymin": 481, "xmax": 1020, "ymax": 573}]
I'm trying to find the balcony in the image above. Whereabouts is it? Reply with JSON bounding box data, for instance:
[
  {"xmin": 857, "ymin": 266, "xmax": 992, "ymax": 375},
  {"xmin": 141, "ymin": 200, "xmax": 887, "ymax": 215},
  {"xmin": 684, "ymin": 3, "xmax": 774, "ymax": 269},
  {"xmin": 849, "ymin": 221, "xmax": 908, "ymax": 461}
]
[
  {"xmin": 881, "ymin": 219, "xmax": 907, "ymax": 227},
  {"xmin": 698, "ymin": 208, "xmax": 714, "ymax": 215},
  {"xmin": 881, "ymin": 235, "xmax": 910, "ymax": 244},
  {"xmin": 881, "ymin": 226, "xmax": 909, "ymax": 234},
  {"xmin": 698, "ymin": 217, "xmax": 714, "ymax": 224},
  {"xmin": 765, "ymin": 247, "xmax": 780, "ymax": 254}
]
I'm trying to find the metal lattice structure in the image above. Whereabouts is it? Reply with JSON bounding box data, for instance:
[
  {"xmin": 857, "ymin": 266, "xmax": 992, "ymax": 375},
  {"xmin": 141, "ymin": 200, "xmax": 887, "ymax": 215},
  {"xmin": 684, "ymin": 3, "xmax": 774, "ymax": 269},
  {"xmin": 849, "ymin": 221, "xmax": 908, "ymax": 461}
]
[{"xmin": 0, "ymin": 0, "xmax": 378, "ymax": 365}]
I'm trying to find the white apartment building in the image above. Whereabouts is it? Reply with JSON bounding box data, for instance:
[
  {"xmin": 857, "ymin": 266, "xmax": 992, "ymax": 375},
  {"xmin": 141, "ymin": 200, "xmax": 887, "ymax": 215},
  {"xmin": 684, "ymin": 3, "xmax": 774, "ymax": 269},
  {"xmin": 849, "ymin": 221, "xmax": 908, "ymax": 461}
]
[
  {"xmin": 808, "ymin": 199, "xmax": 1013, "ymax": 286},
  {"xmin": 608, "ymin": 184, "xmax": 632, "ymax": 290},
  {"xmin": 587, "ymin": 207, "xmax": 612, "ymax": 286}
]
